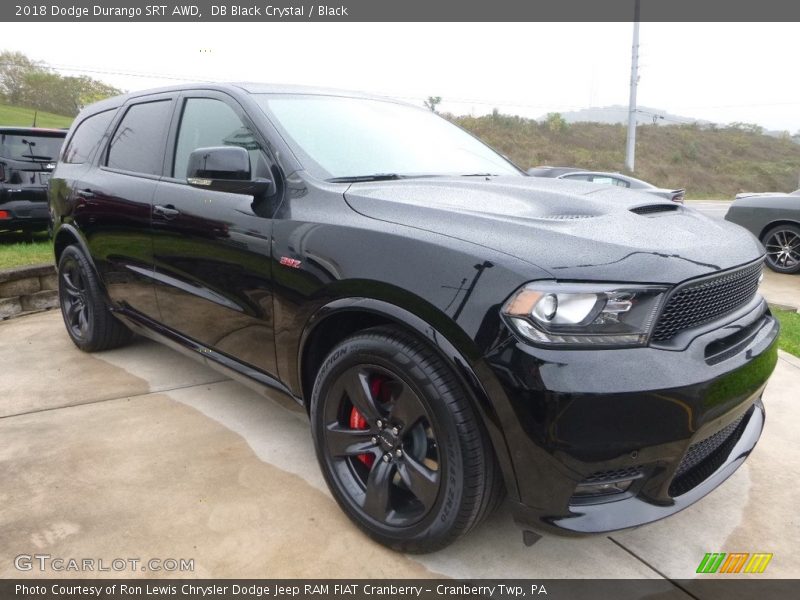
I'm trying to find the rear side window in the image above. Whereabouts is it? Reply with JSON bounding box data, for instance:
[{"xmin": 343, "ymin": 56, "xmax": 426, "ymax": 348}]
[
  {"xmin": 106, "ymin": 100, "xmax": 172, "ymax": 175},
  {"xmin": 62, "ymin": 110, "xmax": 116, "ymax": 164}
]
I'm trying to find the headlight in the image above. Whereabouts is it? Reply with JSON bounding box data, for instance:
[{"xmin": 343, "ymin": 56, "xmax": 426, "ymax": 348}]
[{"xmin": 502, "ymin": 282, "xmax": 667, "ymax": 347}]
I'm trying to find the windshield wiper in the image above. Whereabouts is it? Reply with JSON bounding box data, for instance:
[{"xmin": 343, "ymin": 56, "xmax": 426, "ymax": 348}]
[
  {"xmin": 21, "ymin": 154, "xmax": 52, "ymax": 160},
  {"xmin": 327, "ymin": 173, "xmax": 403, "ymax": 183},
  {"xmin": 461, "ymin": 173, "xmax": 500, "ymax": 177}
]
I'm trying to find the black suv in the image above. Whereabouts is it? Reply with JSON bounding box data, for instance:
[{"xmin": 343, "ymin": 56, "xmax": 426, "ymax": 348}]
[
  {"xmin": 49, "ymin": 84, "xmax": 778, "ymax": 552},
  {"xmin": 1, "ymin": 127, "xmax": 65, "ymax": 232}
]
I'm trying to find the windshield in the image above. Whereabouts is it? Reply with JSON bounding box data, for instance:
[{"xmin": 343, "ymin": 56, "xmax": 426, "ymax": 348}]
[
  {"xmin": 0, "ymin": 133, "xmax": 64, "ymax": 162},
  {"xmin": 254, "ymin": 94, "xmax": 522, "ymax": 180}
]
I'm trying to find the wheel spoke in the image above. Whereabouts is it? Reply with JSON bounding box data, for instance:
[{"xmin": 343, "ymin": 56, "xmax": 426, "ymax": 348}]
[
  {"xmin": 61, "ymin": 272, "xmax": 81, "ymax": 297},
  {"xmin": 325, "ymin": 423, "xmax": 377, "ymax": 457},
  {"xmin": 397, "ymin": 454, "xmax": 440, "ymax": 511},
  {"xmin": 77, "ymin": 307, "xmax": 88, "ymax": 333},
  {"xmin": 65, "ymin": 301, "xmax": 79, "ymax": 326},
  {"xmin": 389, "ymin": 384, "xmax": 427, "ymax": 431},
  {"xmin": 342, "ymin": 368, "xmax": 381, "ymax": 422},
  {"xmin": 362, "ymin": 459, "xmax": 393, "ymax": 521}
]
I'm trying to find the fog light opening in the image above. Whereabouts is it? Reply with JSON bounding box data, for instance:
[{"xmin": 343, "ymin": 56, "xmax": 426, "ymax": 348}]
[{"xmin": 573, "ymin": 478, "xmax": 635, "ymax": 498}]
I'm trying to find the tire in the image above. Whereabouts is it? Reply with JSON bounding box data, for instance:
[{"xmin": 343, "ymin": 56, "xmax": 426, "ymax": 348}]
[
  {"xmin": 57, "ymin": 245, "xmax": 133, "ymax": 352},
  {"xmin": 310, "ymin": 325, "xmax": 504, "ymax": 553},
  {"xmin": 762, "ymin": 224, "xmax": 800, "ymax": 274}
]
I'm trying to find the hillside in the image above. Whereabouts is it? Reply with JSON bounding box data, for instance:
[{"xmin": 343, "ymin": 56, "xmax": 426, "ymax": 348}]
[
  {"xmin": 0, "ymin": 104, "xmax": 73, "ymax": 129},
  {"xmin": 453, "ymin": 113, "xmax": 800, "ymax": 198},
  {"xmin": 554, "ymin": 105, "xmax": 706, "ymax": 127}
]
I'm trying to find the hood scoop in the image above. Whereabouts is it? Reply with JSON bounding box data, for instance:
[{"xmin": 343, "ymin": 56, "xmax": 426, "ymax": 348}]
[{"xmin": 630, "ymin": 204, "xmax": 679, "ymax": 216}]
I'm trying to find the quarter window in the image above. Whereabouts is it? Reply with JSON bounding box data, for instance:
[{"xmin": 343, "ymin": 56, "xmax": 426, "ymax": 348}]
[
  {"xmin": 106, "ymin": 100, "xmax": 172, "ymax": 175},
  {"xmin": 62, "ymin": 109, "xmax": 116, "ymax": 164}
]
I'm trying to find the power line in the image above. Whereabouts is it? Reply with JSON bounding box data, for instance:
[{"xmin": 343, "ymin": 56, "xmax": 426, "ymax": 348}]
[{"xmin": 3, "ymin": 61, "xmax": 799, "ymax": 118}]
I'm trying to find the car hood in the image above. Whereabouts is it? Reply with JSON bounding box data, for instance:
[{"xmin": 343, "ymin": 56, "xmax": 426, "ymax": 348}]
[{"xmin": 344, "ymin": 177, "xmax": 764, "ymax": 283}]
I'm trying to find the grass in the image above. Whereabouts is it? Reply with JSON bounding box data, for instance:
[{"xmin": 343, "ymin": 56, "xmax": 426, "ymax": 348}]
[
  {"xmin": 0, "ymin": 232, "xmax": 53, "ymax": 269},
  {"xmin": 774, "ymin": 308, "xmax": 800, "ymax": 358},
  {"xmin": 0, "ymin": 104, "xmax": 73, "ymax": 129},
  {"xmin": 451, "ymin": 113, "xmax": 800, "ymax": 198}
]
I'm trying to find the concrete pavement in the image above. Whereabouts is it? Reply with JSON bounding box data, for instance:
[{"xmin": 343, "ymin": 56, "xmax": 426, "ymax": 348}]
[
  {"xmin": 761, "ymin": 270, "xmax": 799, "ymax": 311},
  {"xmin": 1, "ymin": 311, "xmax": 799, "ymax": 586},
  {"xmin": 686, "ymin": 199, "xmax": 732, "ymax": 221}
]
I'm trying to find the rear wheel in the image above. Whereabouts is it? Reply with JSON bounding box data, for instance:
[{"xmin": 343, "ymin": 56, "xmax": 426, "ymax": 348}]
[
  {"xmin": 762, "ymin": 224, "xmax": 800, "ymax": 274},
  {"xmin": 57, "ymin": 245, "xmax": 133, "ymax": 352},
  {"xmin": 310, "ymin": 326, "xmax": 503, "ymax": 553}
]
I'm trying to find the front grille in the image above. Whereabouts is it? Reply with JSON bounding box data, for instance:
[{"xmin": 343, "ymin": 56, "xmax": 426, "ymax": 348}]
[
  {"xmin": 669, "ymin": 408, "xmax": 752, "ymax": 497},
  {"xmin": 652, "ymin": 260, "xmax": 763, "ymax": 342},
  {"xmin": 581, "ymin": 466, "xmax": 643, "ymax": 484}
]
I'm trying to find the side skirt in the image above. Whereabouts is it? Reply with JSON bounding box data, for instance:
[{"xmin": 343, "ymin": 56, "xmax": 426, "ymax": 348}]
[{"xmin": 112, "ymin": 307, "xmax": 304, "ymax": 410}]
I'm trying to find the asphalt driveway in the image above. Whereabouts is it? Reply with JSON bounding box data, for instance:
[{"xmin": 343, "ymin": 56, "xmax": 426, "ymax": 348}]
[{"xmin": 1, "ymin": 310, "xmax": 798, "ymax": 586}]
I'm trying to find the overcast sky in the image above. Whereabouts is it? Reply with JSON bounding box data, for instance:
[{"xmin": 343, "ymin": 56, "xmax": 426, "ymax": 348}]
[{"xmin": 3, "ymin": 22, "xmax": 799, "ymax": 131}]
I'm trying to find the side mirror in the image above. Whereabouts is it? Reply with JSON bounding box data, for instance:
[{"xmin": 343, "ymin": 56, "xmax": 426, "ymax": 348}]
[{"xmin": 186, "ymin": 146, "xmax": 275, "ymax": 196}]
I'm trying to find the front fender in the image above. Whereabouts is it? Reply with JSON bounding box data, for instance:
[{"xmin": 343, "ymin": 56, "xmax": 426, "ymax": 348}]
[{"xmin": 297, "ymin": 296, "xmax": 522, "ymax": 501}]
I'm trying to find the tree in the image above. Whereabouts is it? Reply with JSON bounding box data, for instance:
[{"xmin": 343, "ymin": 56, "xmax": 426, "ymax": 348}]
[
  {"xmin": 0, "ymin": 51, "xmax": 46, "ymax": 105},
  {"xmin": 545, "ymin": 112, "xmax": 568, "ymax": 133},
  {"xmin": 424, "ymin": 96, "xmax": 442, "ymax": 112},
  {"xmin": 1, "ymin": 51, "xmax": 122, "ymax": 116}
]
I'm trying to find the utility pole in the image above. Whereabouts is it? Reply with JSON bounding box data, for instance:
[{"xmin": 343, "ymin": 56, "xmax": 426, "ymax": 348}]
[{"xmin": 625, "ymin": 0, "xmax": 640, "ymax": 172}]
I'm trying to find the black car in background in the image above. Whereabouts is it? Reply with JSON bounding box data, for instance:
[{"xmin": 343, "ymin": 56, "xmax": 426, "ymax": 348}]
[
  {"xmin": 725, "ymin": 189, "xmax": 800, "ymax": 274},
  {"xmin": 49, "ymin": 84, "xmax": 777, "ymax": 552},
  {"xmin": 0, "ymin": 127, "xmax": 66, "ymax": 232}
]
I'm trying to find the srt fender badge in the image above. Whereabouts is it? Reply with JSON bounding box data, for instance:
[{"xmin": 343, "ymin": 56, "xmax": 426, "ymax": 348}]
[{"xmin": 279, "ymin": 256, "xmax": 302, "ymax": 269}]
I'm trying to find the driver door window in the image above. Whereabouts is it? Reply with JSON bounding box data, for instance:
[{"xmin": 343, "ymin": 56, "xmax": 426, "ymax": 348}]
[{"xmin": 173, "ymin": 98, "xmax": 266, "ymax": 180}]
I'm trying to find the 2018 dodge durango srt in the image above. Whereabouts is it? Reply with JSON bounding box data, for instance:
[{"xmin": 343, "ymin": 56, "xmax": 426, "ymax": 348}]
[{"xmin": 49, "ymin": 84, "xmax": 778, "ymax": 552}]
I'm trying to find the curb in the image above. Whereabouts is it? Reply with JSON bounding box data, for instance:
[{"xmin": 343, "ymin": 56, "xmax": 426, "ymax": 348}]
[
  {"xmin": 778, "ymin": 350, "xmax": 800, "ymax": 370},
  {"xmin": 0, "ymin": 262, "xmax": 58, "ymax": 320}
]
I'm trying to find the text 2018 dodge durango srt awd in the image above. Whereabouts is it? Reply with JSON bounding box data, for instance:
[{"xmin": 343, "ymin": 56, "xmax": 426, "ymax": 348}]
[{"xmin": 49, "ymin": 84, "xmax": 778, "ymax": 552}]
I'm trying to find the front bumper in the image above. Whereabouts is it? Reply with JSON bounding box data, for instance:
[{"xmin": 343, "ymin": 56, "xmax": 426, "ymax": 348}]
[{"xmin": 485, "ymin": 295, "xmax": 779, "ymax": 534}]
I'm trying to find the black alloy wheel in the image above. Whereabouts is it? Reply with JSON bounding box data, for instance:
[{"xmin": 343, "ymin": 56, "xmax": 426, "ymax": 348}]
[
  {"xmin": 321, "ymin": 363, "xmax": 441, "ymax": 527},
  {"xmin": 762, "ymin": 224, "xmax": 800, "ymax": 274},
  {"xmin": 59, "ymin": 253, "xmax": 91, "ymax": 341},
  {"xmin": 310, "ymin": 326, "xmax": 503, "ymax": 553},
  {"xmin": 57, "ymin": 245, "xmax": 133, "ymax": 352}
]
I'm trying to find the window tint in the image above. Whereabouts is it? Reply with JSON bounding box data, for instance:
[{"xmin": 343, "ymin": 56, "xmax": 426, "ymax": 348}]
[
  {"xmin": 562, "ymin": 174, "xmax": 590, "ymax": 181},
  {"xmin": 1, "ymin": 133, "xmax": 65, "ymax": 162},
  {"xmin": 255, "ymin": 95, "xmax": 520, "ymax": 180},
  {"xmin": 63, "ymin": 110, "xmax": 116, "ymax": 164},
  {"xmin": 106, "ymin": 100, "xmax": 172, "ymax": 175},
  {"xmin": 173, "ymin": 98, "xmax": 261, "ymax": 179}
]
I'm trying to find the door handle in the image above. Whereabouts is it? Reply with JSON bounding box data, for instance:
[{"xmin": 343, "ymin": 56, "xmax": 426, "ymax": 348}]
[
  {"xmin": 153, "ymin": 204, "xmax": 180, "ymax": 219},
  {"xmin": 76, "ymin": 189, "xmax": 94, "ymax": 198}
]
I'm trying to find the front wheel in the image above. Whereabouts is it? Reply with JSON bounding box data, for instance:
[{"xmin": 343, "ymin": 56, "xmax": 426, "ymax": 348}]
[
  {"xmin": 762, "ymin": 224, "xmax": 800, "ymax": 274},
  {"xmin": 310, "ymin": 326, "xmax": 503, "ymax": 553}
]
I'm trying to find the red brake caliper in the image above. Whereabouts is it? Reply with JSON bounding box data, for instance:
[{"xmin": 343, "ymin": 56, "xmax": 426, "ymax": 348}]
[{"xmin": 349, "ymin": 378, "xmax": 381, "ymax": 468}]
